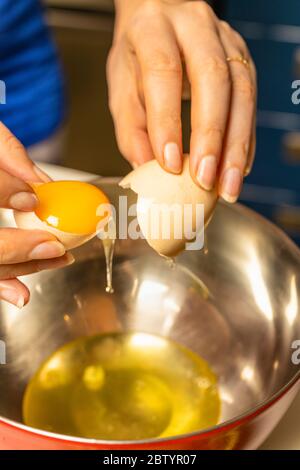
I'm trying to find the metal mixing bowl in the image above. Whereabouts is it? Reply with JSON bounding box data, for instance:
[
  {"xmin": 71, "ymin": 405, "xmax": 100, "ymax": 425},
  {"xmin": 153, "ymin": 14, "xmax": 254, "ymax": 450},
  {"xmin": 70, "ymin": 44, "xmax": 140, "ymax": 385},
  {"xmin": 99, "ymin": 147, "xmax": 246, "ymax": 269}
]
[{"xmin": 0, "ymin": 178, "xmax": 300, "ymax": 450}]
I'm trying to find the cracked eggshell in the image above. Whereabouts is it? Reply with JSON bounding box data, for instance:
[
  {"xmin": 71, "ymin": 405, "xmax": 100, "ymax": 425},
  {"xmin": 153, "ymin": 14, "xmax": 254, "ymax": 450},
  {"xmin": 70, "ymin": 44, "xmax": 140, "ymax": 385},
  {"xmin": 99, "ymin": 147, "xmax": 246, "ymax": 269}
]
[
  {"xmin": 119, "ymin": 155, "xmax": 218, "ymax": 257},
  {"xmin": 14, "ymin": 210, "xmax": 96, "ymax": 250}
]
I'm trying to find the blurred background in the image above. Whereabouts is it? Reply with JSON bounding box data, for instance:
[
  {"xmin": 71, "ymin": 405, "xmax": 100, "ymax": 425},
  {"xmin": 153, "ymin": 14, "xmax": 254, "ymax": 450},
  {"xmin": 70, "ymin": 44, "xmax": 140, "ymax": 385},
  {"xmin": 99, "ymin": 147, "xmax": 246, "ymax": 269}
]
[{"xmin": 6, "ymin": 1, "xmax": 300, "ymax": 244}]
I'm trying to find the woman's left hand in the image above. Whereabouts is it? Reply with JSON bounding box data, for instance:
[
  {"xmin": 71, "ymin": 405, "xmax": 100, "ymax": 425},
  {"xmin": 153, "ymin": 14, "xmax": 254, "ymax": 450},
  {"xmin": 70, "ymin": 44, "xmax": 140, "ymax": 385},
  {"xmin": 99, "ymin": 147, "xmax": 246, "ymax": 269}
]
[{"xmin": 108, "ymin": 0, "xmax": 257, "ymax": 203}]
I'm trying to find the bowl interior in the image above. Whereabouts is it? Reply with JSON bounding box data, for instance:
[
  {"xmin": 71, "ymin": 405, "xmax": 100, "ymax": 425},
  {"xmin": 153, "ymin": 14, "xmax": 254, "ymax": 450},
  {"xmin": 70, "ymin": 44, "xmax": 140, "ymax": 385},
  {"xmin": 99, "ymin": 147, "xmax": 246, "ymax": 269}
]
[{"xmin": 0, "ymin": 182, "xmax": 300, "ymax": 439}]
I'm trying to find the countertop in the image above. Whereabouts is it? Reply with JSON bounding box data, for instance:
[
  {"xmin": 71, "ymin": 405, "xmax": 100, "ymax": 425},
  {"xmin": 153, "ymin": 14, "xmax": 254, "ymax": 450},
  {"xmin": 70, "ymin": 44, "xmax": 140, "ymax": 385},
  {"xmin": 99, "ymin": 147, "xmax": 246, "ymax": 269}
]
[{"xmin": 45, "ymin": 0, "xmax": 114, "ymax": 12}]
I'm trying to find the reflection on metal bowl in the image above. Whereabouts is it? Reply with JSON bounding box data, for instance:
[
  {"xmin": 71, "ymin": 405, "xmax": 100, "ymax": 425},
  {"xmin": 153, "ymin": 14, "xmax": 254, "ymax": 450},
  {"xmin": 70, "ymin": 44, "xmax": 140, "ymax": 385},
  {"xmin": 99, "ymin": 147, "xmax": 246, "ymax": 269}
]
[{"xmin": 0, "ymin": 179, "xmax": 300, "ymax": 450}]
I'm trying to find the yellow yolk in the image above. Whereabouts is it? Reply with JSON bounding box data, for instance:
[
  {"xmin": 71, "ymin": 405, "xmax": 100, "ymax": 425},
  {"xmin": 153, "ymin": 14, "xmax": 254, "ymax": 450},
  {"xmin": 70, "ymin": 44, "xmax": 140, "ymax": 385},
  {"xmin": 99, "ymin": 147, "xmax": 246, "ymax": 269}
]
[{"xmin": 33, "ymin": 181, "xmax": 110, "ymax": 235}]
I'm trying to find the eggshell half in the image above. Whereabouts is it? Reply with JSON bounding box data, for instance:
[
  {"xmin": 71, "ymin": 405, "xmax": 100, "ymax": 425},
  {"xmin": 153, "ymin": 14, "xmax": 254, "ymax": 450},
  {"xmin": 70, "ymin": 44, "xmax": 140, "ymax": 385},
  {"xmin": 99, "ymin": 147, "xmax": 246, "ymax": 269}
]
[
  {"xmin": 119, "ymin": 155, "xmax": 218, "ymax": 257},
  {"xmin": 14, "ymin": 210, "xmax": 96, "ymax": 250}
]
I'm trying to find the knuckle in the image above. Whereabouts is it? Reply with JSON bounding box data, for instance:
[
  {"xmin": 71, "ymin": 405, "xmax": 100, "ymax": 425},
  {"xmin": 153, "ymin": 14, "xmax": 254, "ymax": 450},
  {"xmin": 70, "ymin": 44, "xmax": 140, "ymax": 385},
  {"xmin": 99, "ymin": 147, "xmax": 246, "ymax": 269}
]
[
  {"xmin": 202, "ymin": 125, "xmax": 225, "ymax": 141},
  {"xmin": 156, "ymin": 112, "xmax": 181, "ymax": 130},
  {"xmin": 143, "ymin": 50, "xmax": 182, "ymax": 76},
  {"xmin": 186, "ymin": 1, "xmax": 214, "ymax": 20},
  {"xmin": 220, "ymin": 20, "xmax": 231, "ymax": 31},
  {"xmin": 234, "ymin": 74, "xmax": 255, "ymax": 101},
  {"xmin": 3, "ymin": 132, "xmax": 24, "ymax": 154},
  {"xmin": 129, "ymin": 2, "xmax": 162, "ymax": 39},
  {"xmin": 138, "ymin": 0, "xmax": 162, "ymax": 16},
  {"xmin": 202, "ymin": 56, "xmax": 230, "ymax": 83},
  {"xmin": 228, "ymin": 140, "xmax": 249, "ymax": 160},
  {"xmin": 182, "ymin": 3, "xmax": 217, "ymax": 32}
]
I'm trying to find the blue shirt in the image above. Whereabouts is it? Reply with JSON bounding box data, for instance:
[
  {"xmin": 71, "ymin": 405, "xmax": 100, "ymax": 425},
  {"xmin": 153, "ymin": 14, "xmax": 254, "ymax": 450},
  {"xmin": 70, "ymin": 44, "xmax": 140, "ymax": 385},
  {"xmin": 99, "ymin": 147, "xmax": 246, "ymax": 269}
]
[{"xmin": 0, "ymin": 0, "xmax": 65, "ymax": 147}]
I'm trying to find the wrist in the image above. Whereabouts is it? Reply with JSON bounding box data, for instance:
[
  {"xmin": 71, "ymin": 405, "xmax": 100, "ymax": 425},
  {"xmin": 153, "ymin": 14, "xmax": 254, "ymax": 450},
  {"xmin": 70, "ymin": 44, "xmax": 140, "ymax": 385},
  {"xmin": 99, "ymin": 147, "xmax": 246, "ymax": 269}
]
[
  {"xmin": 114, "ymin": 1, "xmax": 190, "ymax": 43},
  {"xmin": 114, "ymin": 0, "xmax": 186, "ymax": 12}
]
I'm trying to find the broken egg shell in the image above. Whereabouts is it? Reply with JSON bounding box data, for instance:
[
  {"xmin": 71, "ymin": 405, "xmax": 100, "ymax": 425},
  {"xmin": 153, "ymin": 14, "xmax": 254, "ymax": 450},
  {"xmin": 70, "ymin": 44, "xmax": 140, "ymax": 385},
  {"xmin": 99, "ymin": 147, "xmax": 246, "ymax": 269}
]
[
  {"xmin": 14, "ymin": 210, "xmax": 97, "ymax": 250},
  {"xmin": 119, "ymin": 155, "xmax": 218, "ymax": 257}
]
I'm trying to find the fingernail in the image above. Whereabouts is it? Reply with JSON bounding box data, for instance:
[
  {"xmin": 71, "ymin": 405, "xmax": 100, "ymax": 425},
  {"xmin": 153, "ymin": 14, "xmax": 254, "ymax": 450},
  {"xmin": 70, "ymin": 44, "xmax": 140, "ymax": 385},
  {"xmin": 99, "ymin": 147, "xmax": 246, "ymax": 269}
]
[
  {"xmin": 221, "ymin": 167, "xmax": 242, "ymax": 203},
  {"xmin": 30, "ymin": 241, "xmax": 65, "ymax": 260},
  {"xmin": 197, "ymin": 155, "xmax": 217, "ymax": 190},
  {"xmin": 0, "ymin": 289, "xmax": 24, "ymax": 309},
  {"xmin": 9, "ymin": 192, "xmax": 38, "ymax": 211},
  {"xmin": 33, "ymin": 165, "xmax": 51, "ymax": 183},
  {"xmin": 164, "ymin": 142, "xmax": 182, "ymax": 174}
]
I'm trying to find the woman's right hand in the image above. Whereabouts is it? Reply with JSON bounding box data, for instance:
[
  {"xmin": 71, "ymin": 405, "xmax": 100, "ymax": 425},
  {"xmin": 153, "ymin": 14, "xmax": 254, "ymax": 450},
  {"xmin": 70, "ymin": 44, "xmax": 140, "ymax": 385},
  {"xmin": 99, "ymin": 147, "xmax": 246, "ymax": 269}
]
[
  {"xmin": 108, "ymin": 0, "xmax": 256, "ymax": 202},
  {"xmin": 0, "ymin": 122, "xmax": 74, "ymax": 308}
]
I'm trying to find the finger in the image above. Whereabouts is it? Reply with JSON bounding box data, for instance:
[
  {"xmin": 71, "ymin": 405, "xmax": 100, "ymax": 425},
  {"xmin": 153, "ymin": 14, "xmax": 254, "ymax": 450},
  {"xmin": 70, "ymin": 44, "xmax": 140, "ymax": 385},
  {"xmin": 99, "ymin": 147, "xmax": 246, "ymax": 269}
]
[
  {"xmin": 107, "ymin": 43, "xmax": 154, "ymax": 167},
  {"xmin": 218, "ymin": 25, "xmax": 256, "ymax": 202},
  {"xmin": 245, "ymin": 63, "xmax": 257, "ymax": 176},
  {"xmin": 0, "ymin": 252, "xmax": 75, "ymax": 280},
  {"xmin": 129, "ymin": 16, "xmax": 183, "ymax": 173},
  {"xmin": 0, "ymin": 168, "xmax": 38, "ymax": 211},
  {"xmin": 245, "ymin": 112, "xmax": 257, "ymax": 176},
  {"xmin": 0, "ymin": 122, "xmax": 51, "ymax": 183},
  {"xmin": 175, "ymin": 14, "xmax": 231, "ymax": 188},
  {"xmin": 0, "ymin": 228, "xmax": 66, "ymax": 264},
  {"xmin": 0, "ymin": 253, "xmax": 75, "ymax": 308},
  {"xmin": 113, "ymin": 107, "xmax": 154, "ymax": 167},
  {"xmin": 0, "ymin": 279, "xmax": 29, "ymax": 308}
]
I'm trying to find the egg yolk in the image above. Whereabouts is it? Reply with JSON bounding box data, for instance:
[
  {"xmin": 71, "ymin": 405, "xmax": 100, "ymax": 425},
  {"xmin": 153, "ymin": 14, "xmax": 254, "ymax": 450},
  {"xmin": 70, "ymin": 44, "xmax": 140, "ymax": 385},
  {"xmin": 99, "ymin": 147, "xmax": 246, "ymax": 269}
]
[{"xmin": 34, "ymin": 181, "xmax": 111, "ymax": 235}]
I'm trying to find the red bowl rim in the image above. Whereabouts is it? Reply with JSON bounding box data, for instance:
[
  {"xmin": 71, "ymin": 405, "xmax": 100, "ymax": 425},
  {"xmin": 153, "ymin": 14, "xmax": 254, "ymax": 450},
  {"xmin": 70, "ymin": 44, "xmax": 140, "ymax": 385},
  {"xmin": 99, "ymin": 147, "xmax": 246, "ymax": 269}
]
[
  {"xmin": 1, "ymin": 202, "xmax": 300, "ymax": 446},
  {"xmin": 1, "ymin": 371, "xmax": 299, "ymax": 447}
]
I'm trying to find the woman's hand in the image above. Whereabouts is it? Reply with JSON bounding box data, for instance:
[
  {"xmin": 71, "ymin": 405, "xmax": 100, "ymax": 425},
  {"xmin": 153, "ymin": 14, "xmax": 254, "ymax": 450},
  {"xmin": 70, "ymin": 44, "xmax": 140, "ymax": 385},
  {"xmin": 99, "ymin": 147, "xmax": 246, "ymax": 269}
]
[
  {"xmin": 108, "ymin": 0, "xmax": 256, "ymax": 202},
  {"xmin": 0, "ymin": 122, "xmax": 73, "ymax": 308}
]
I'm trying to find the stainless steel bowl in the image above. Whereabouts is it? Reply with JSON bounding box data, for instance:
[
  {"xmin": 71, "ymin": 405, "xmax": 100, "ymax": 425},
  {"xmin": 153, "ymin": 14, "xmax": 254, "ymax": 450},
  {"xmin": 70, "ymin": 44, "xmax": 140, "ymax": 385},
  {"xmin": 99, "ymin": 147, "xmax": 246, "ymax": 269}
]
[{"xmin": 0, "ymin": 178, "xmax": 300, "ymax": 450}]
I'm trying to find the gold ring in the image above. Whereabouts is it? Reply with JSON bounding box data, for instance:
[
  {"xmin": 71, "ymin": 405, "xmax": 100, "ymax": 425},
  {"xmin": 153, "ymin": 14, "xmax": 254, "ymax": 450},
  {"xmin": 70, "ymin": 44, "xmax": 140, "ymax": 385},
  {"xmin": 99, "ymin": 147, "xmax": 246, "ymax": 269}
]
[{"xmin": 226, "ymin": 56, "xmax": 250, "ymax": 69}]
